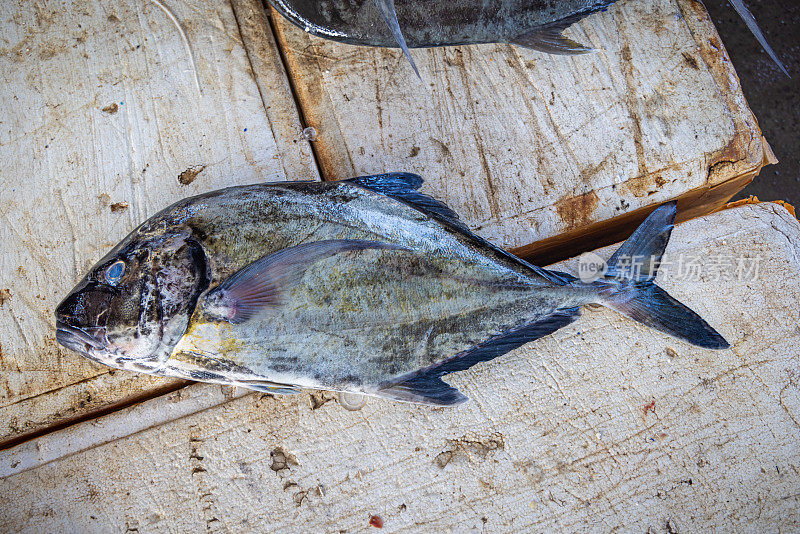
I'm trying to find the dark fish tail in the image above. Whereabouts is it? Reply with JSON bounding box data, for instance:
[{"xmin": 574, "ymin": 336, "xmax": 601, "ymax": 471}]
[{"xmin": 598, "ymin": 202, "xmax": 730, "ymax": 349}]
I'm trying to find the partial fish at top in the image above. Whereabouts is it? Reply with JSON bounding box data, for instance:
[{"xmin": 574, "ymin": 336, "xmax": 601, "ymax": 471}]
[{"xmin": 267, "ymin": 0, "xmax": 788, "ymax": 77}]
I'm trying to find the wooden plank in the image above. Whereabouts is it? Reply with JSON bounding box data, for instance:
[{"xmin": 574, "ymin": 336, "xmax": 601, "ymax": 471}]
[
  {"xmin": 271, "ymin": 0, "xmax": 772, "ymax": 260},
  {"xmin": 2, "ymin": 203, "xmax": 797, "ymax": 532},
  {"xmin": 0, "ymin": 0, "xmax": 318, "ymax": 444}
]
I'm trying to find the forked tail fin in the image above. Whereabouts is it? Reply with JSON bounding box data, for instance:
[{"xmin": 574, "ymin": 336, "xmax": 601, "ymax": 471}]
[{"xmin": 600, "ymin": 202, "xmax": 730, "ymax": 349}]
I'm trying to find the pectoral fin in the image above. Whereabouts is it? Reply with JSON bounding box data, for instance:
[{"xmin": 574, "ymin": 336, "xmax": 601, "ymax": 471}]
[
  {"xmin": 372, "ymin": 0, "xmax": 420, "ymax": 78},
  {"xmin": 203, "ymin": 239, "xmax": 406, "ymax": 323}
]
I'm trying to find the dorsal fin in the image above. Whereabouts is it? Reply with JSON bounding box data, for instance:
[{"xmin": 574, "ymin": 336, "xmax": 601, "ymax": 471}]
[
  {"xmin": 377, "ymin": 307, "xmax": 580, "ymax": 406},
  {"xmin": 345, "ymin": 173, "xmax": 471, "ymax": 234},
  {"xmin": 346, "ymin": 172, "xmax": 424, "ymax": 192},
  {"xmin": 344, "ymin": 173, "xmax": 568, "ymax": 285}
]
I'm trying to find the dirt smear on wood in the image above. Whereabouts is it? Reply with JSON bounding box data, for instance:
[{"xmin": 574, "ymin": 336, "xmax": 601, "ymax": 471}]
[{"xmin": 178, "ymin": 165, "xmax": 206, "ymax": 185}]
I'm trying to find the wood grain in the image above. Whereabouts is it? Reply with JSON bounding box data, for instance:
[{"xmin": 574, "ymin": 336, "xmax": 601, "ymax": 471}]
[
  {"xmin": 271, "ymin": 0, "xmax": 771, "ymax": 256},
  {"xmin": 2, "ymin": 203, "xmax": 797, "ymax": 532},
  {"xmin": 0, "ymin": 0, "xmax": 317, "ymax": 443}
]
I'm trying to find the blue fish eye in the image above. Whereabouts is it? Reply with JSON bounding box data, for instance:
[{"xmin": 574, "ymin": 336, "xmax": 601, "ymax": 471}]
[{"xmin": 105, "ymin": 260, "xmax": 126, "ymax": 286}]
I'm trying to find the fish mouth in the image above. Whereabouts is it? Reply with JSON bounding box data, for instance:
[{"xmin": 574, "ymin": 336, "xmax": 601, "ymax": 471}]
[{"xmin": 56, "ymin": 320, "xmax": 108, "ymax": 354}]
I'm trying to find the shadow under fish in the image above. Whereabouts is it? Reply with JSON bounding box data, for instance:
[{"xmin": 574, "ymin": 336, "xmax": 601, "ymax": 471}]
[{"xmin": 267, "ymin": 0, "xmax": 788, "ymax": 77}]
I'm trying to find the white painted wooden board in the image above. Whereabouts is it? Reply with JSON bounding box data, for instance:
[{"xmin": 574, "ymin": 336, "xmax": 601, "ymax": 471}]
[
  {"xmin": 0, "ymin": 0, "xmax": 318, "ymax": 443},
  {"xmin": 272, "ymin": 0, "xmax": 770, "ymax": 251},
  {"xmin": 2, "ymin": 203, "xmax": 797, "ymax": 532}
]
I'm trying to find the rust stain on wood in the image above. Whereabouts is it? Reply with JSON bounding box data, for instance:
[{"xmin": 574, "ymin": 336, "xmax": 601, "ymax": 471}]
[
  {"xmin": 555, "ymin": 191, "xmax": 600, "ymax": 229},
  {"xmin": 512, "ymin": 166, "xmax": 761, "ymax": 267}
]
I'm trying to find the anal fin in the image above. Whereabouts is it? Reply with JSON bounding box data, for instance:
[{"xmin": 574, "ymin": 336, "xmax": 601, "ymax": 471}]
[
  {"xmin": 378, "ymin": 308, "xmax": 581, "ymax": 406},
  {"xmin": 378, "ymin": 374, "xmax": 468, "ymax": 406},
  {"xmin": 433, "ymin": 307, "xmax": 581, "ymax": 376}
]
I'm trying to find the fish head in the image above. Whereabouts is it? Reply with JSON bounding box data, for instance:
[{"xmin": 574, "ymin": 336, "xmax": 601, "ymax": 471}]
[{"xmin": 55, "ymin": 231, "xmax": 209, "ymax": 371}]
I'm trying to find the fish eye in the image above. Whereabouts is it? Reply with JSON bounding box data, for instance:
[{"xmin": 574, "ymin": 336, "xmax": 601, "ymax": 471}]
[{"xmin": 104, "ymin": 260, "xmax": 126, "ymax": 286}]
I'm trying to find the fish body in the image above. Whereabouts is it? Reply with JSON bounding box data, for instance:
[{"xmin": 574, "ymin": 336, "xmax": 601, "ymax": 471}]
[
  {"xmin": 56, "ymin": 174, "xmax": 728, "ymax": 405},
  {"xmin": 268, "ymin": 0, "xmax": 612, "ymax": 48}
]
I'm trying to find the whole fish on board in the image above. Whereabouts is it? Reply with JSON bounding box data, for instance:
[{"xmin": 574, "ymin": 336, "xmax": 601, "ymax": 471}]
[
  {"xmin": 267, "ymin": 0, "xmax": 788, "ymax": 77},
  {"xmin": 55, "ymin": 174, "xmax": 728, "ymax": 405}
]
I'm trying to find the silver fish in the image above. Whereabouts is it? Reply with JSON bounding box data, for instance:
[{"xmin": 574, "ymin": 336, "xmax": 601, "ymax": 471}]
[
  {"xmin": 55, "ymin": 174, "xmax": 728, "ymax": 405},
  {"xmin": 268, "ymin": 0, "xmax": 789, "ymax": 77}
]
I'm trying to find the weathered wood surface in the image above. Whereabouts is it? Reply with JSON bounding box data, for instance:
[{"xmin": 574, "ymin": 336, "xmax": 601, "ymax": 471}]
[
  {"xmin": 0, "ymin": 0, "xmax": 317, "ymax": 445},
  {"xmin": 2, "ymin": 203, "xmax": 797, "ymax": 532},
  {"xmin": 272, "ymin": 0, "xmax": 772, "ymax": 259}
]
